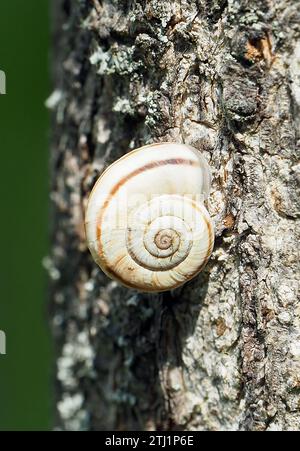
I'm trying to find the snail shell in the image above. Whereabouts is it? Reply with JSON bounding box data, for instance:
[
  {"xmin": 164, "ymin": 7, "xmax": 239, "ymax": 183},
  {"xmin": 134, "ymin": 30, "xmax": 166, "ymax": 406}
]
[{"xmin": 85, "ymin": 143, "xmax": 214, "ymax": 292}]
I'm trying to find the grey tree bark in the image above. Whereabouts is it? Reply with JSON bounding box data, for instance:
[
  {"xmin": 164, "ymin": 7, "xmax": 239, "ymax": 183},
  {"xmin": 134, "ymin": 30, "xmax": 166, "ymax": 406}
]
[{"xmin": 49, "ymin": 0, "xmax": 300, "ymax": 431}]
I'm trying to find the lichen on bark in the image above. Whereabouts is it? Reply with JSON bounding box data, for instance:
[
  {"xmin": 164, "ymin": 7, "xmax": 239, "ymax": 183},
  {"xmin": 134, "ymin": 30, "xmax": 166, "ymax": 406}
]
[{"xmin": 49, "ymin": 0, "xmax": 300, "ymax": 431}]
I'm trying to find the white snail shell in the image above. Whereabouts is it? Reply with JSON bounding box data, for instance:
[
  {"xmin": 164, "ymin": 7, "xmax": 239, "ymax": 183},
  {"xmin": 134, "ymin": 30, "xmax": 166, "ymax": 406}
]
[{"xmin": 85, "ymin": 143, "xmax": 214, "ymax": 292}]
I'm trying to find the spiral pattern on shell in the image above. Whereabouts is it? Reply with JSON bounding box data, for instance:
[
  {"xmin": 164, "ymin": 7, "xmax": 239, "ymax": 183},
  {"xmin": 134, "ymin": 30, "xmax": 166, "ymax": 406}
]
[{"xmin": 85, "ymin": 143, "xmax": 214, "ymax": 292}]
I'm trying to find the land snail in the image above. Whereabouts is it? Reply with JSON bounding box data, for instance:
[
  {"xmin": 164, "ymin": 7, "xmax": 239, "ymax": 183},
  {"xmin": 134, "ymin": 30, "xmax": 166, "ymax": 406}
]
[{"xmin": 85, "ymin": 142, "xmax": 214, "ymax": 292}]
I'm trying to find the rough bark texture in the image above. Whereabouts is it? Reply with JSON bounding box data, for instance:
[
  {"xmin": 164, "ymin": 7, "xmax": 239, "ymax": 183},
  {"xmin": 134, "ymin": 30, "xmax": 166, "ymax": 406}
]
[{"xmin": 49, "ymin": 0, "xmax": 300, "ymax": 431}]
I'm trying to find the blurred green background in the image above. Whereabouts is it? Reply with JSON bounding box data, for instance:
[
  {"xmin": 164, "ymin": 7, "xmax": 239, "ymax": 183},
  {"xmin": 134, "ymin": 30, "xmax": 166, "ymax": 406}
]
[{"xmin": 0, "ymin": 1, "xmax": 52, "ymax": 430}]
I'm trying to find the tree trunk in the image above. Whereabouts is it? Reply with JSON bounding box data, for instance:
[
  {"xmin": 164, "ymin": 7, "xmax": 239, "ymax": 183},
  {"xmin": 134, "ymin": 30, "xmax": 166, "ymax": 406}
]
[{"xmin": 49, "ymin": 0, "xmax": 300, "ymax": 431}]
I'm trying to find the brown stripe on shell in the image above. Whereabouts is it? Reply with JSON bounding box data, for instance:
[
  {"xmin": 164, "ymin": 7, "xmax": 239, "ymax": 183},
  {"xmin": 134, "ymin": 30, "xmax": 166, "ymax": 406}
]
[
  {"xmin": 95, "ymin": 158, "xmax": 214, "ymax": 291},
  {"xmin": 96, "ymin": 158, "xmax": 199, "ymax": 243}
]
